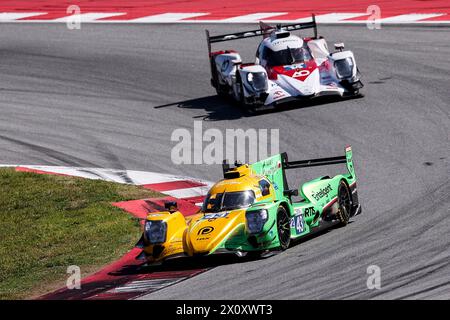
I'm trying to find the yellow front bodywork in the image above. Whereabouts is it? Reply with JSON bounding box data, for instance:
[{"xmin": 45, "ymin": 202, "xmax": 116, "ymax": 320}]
[
  {"xmin": 141, "ymin": 164, "xmax": 276, "ymax": 263},
  {"xmin": 142, "ymin": 211, "xmax": 188, "ymax": 263},
  {"xmin": 186, "ymin": 209, "xmax": 247, "ymax": 254}
]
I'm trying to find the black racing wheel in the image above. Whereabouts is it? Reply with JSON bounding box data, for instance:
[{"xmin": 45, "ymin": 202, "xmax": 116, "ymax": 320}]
[
  {"xmin": 337, "ymin": 180, "xmax": 352, "ymax": 226},
  {"xmin": 277, "ymin": 206, "xmax": 291, "ymax": 250}
]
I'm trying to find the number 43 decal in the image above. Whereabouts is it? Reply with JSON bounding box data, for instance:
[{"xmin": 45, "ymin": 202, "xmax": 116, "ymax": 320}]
[{"xmin": 291, "ymin": 210, "xmax": 305, "ymax": 234}]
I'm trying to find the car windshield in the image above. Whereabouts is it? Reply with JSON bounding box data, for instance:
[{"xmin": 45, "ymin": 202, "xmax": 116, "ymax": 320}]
[
  {"xmin": 264, "ymin": 46, "xmax": 312, "ymax": 67},
  {"xmin": 202, "ymin": 190, "xmax": 256, "ymax": 213}
]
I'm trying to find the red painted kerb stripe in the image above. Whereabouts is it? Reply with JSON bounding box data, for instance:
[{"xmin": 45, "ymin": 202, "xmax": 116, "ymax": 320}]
[
  {"xmin": 13, "ymin": 166, "xmax": 208, "ymax": 300},
  {"xmin": 142, "ymin": 180, "xmax": 206, "ymax": 192}
]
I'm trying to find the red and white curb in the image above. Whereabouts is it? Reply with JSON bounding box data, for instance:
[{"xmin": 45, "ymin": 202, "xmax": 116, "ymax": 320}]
[
  {"xmin": 13, "ymin": 165, "xmax": 213, "ymax": 206},
  {"xmin": 1, "ymin": 164, "xmax": 213, "ymax": 300},
  {"xmin": 1, "ymin": 11, "xmax": 449, "ymax": 24},
  {"xmin": 0, "ymin": 0, "xmax": 449, "ymax": 24}
]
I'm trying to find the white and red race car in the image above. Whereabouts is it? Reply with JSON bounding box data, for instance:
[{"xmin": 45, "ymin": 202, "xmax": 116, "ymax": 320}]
[{"xmin": 206, "ymin": 15, "xmax": 363, "ymax": 109}]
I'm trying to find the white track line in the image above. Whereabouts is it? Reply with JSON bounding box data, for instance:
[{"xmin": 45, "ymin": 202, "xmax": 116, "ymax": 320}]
[
  {"xmin": 1, "ymin": 165, "xmax": 213, "ymax": 195},
  {"xmin": 1, "ymin": 12, "xmax": 449, "ymax": 24},
  {"xmin": 22, "ymin": 165, "xmax": 211, "ymax": 186},
  {"xmin": 112, "ymin": 278, "xmax": 186, "ymax": 293},
  {"xmin": 377, "ymin": 13, "xmax": 445, "ymax": 23},
  {"xmin": 0, "ymin": 12, "xmax": 47, "ymax": 21},
  {"xmin": 130, "ymin": 12, "xmax": 209, "ymax": 22},
  {"xmin": 223, "ymin": 12, "xmax": 287, "ymax": 22},
  {"xmin": 53, "ymin": 12, "xmax": 126, "ymax": 22},
  {"xmin": 296, "ymin": 13, "xmax": 368, "ymax": 23},
  {"xmin": 164, "ymin": 186, "xmax": 213, "ymax": 199}
]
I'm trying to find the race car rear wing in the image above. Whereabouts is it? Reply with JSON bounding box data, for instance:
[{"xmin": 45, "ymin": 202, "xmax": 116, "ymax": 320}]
[
  {"xmin": 222, "ymin": 145, "xmax": 354, "ymax": 178},
  {"xmin": 282, "ymin": 145, "xmax": 355, "ymax": 178},
  {"xmin": 282, "ymin": 154, "xmax": 346, "ymax": 169},
  {"xmin": 206, "ymin": 14, "xmax": 318, "ymax": 56},
  {"xmin": 279, "ymin": 146, "xmax": 355, "ymax": 196},
  {"xmin": 221, "ymin": 146, "xmax": 355, "ymax": 200}
]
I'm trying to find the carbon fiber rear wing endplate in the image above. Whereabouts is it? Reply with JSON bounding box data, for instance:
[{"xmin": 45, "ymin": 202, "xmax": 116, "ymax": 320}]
[{"xmin": 206, "ymin": 14, "xmax": 317, "ymax": 56}]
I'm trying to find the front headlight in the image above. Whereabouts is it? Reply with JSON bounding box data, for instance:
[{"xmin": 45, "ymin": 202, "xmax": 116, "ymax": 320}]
[
  {"xmin": 334, "ymin": 57, "xmax": 354, "ymax": 79},
  {"xmin": 144, "ymin": 220, "xmax": 167, "ymax": 244},
  {"xmin": 247, "ymin": 72, "xmax": 268, "ymax": 92},
  {"xmin": 246, "ymin": 209, "xmax": 268, "ymax": 234}
]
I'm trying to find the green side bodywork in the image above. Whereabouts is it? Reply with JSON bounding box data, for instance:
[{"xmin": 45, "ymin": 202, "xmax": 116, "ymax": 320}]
[{"xmin": 214, "ymin": 146, "xmax": 360, "ymax": 253}]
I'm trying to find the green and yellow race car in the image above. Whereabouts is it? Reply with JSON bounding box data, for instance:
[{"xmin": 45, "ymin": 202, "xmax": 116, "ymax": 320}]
[{"xmin": 136, "ymin": 146, "xmax": 361, "ymax": 263}]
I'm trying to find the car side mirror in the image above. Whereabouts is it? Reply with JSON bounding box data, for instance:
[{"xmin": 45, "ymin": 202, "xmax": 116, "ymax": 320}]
[
  {"xmin": 283, "ymin": 189, "xmax": 299, "ymax": 197},
  {"xmin": 334, "ymin": 42, "xmax": 345, "ymax": 52},
  {"xmin": 164, "ymin": 201, "xmax": 178, "ymax": 213}
]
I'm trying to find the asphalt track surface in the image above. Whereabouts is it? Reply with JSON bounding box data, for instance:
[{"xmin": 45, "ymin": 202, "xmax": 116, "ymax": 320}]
[{"xmin": 0, "ymin": 23, "xmax": 449, "ymax": 299}]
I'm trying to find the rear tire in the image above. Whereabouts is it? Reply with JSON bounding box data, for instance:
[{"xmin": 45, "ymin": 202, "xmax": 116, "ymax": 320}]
[
  {"xmin": 233, "ymin": 77, "xmax": 258, "ymax": 115},
  {"xmin": 237, "ymin": 81, "xmax": 246, "ymax": 106},
  {"xmin": 351, "ymin": 90, "xmax": 364, "ymax": 98},
  {"xmin": 337, "ymin": 180, "xmax": 352, "ymax": 226},
  {"xmin": 277, "ymin": 206, "xmax": 291, "ymax": 250}
]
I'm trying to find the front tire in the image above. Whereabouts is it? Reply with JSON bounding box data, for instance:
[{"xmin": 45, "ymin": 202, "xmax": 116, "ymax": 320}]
[
  {"xmin": 337, "ymin": 180, "xmax": 352, "ymax": 226},
  {"xmin": 277, "ymin": 206, "xmax": 291, "ymax": 250},
  {"xmin": 215, "ymin": 83, "xmax": 228, "ymax": 97},
  {"xmin": 233, "ymin": 77, "xmax": 257, "ymax": 115}
]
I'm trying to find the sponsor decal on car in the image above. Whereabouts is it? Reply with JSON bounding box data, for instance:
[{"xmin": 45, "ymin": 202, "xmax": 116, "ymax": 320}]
[
  {"xmin": 304, "ymin": 206, "xmax": 316, "ymax": 218},
  {"xmin": 273, "ymin": 90, "xmax": 286, "ymax": 100},
  {"xmin": 272, "ymin": 38, "xmax": 300, "ymax": 46},
  {"xmin": 292, "ymin": 69, "xmax": 310, "ymax": 78},
  {"xmin": 197, "ymin": 226, "xmax": 214, "ymax": 235},
  {"xmin": 311, "ymin": 184, "xmax": 333, "ymax": 201},
  {"xmin": 284, "ymin": 63, "xmax": 306, "ymax": 71},
  {"xmin": 261, "ymin": 158, "xmax": 281, "ymax": 175},
  {"xmin": 291, "ymin": 208, "xmax": 305, "ymax": 234},
  {"xmin": 202, "ymin": 212, "xmax": 229, "ymax": 220}
]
